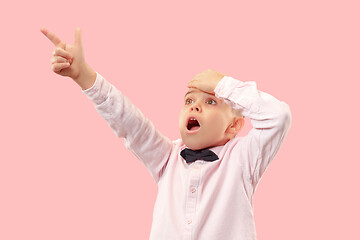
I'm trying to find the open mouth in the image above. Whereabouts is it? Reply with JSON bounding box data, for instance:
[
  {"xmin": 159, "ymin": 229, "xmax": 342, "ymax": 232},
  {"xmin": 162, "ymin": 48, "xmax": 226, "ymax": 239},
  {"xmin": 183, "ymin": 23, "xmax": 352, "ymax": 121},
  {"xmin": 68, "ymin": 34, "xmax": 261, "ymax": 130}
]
[{"xmin": 187, "ymin": 117, "xmax": 200, "ymax": 131}]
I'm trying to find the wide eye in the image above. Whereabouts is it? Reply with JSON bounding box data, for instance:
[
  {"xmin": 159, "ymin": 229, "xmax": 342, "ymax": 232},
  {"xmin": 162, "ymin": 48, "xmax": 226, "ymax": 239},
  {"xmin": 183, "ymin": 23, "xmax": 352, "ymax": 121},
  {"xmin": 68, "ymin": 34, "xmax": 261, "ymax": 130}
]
[
  {"xmin": 206, "ymin": 99, "xmax": 216, "ymax": 105},
  {"xmin": 185, "ymin": 98, "xmax": 194, "ymax": 105}
]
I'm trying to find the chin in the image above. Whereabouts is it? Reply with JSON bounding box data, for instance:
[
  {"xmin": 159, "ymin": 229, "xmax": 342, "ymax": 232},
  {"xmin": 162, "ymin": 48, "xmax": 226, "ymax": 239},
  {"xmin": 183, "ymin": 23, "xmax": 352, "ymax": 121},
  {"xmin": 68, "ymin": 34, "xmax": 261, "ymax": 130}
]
[{"xmin": 179, "ymin": 126, "xmax": 230, "ymax": 150}]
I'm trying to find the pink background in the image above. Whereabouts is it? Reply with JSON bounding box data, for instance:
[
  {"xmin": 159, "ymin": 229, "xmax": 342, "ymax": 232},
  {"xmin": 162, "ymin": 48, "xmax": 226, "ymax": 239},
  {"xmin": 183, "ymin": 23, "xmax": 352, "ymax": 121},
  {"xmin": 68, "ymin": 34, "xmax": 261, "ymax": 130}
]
[{"xmin": 1, "ymin": 0, "xmax": 359, "ymax": 239}]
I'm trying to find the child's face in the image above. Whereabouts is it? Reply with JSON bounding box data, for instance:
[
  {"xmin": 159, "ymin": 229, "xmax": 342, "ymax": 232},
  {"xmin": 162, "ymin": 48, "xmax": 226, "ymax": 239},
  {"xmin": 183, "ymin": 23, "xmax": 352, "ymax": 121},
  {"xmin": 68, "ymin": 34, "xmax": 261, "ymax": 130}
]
[{"xmin": 179, "ymin": 88, "xmax": 236, "ymax": 150}]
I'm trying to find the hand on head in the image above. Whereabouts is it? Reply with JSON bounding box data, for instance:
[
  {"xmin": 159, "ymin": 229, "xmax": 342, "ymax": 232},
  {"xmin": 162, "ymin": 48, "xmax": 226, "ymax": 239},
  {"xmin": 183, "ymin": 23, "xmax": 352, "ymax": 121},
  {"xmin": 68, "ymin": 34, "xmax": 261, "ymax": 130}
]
[
  {"xmin": 187, "ymin": 69, "xmax": 226, "ymax": 94},
  {"xmin": 40, "ymin": 27, "xmax": 86, "ymax": 80}
]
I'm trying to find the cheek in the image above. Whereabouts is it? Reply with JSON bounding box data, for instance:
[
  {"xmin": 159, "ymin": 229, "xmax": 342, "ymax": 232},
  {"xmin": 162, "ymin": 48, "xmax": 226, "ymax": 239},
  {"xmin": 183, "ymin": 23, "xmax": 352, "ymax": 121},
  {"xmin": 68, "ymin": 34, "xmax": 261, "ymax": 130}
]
[
  {"xmin": 206, "ymin": 114, "xmax": 228, "ymax": 132},
  {"xmin": 178, "ymin": 110, "xmax": 186, "ymax": 128}
]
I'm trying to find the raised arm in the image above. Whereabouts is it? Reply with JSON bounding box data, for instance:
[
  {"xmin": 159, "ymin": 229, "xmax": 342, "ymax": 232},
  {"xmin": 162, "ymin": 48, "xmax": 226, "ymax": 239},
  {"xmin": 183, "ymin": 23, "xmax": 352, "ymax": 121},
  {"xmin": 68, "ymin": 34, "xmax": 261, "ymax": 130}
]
[
  {"xmin": 215, "ymin": 75, "xmax": 292, "ymax": 187},
  {"xmin": 82, "ymin": 73, "xmax": 173, "ymax": 183},
  {"xmin": 41, "ymin": 28, "xmax": 172, "ymax": 183}
]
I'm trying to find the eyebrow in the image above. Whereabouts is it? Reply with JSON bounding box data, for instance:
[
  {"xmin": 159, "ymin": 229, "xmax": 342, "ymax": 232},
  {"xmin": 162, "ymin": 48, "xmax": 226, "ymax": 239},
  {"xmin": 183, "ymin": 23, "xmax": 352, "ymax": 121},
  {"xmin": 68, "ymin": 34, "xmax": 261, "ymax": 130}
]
[{"xmin": 184, "ymin": 90, "xmax": 195, "ymax": 99}]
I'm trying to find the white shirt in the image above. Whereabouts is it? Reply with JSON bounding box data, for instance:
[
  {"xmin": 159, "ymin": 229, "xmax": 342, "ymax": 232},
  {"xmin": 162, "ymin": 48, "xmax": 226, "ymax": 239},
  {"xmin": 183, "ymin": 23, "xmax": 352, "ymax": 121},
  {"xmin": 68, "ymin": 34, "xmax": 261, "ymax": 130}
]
[{"xmin": 82, "ymin": 72, "xmax": 292, "ymax": 240}]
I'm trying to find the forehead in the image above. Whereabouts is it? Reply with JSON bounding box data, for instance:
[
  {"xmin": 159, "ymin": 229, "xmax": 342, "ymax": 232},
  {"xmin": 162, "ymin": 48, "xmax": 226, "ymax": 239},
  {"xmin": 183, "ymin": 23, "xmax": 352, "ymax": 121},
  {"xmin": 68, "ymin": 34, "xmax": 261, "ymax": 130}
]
[{"xmin": 184, "ymin": 89, "xmax": 215, "ymax": 98}]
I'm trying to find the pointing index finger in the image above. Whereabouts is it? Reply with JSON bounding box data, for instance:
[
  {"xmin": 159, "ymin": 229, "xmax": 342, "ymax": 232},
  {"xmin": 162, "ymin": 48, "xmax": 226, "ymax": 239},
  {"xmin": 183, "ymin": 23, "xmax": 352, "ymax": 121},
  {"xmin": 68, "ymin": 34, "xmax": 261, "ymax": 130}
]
[{"xmin": 40, "ymin": 28, "xmax": 65, "ymax": 49}]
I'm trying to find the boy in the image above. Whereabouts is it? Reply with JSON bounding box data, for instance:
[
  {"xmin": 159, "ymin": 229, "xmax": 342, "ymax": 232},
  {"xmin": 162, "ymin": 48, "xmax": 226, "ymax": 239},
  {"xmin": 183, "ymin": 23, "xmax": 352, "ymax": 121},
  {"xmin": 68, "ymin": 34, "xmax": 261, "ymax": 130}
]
[{"xmin": 41, "ymin": 27, "xmax": 292, "ymax": 240}]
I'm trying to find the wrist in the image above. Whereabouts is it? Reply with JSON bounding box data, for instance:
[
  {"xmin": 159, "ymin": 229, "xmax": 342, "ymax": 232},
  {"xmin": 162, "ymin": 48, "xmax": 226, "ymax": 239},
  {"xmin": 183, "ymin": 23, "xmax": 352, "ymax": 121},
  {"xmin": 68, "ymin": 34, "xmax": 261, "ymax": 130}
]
[{"xmin": 73, "ymin": 63, "xmax": 97, "ymax": 90}]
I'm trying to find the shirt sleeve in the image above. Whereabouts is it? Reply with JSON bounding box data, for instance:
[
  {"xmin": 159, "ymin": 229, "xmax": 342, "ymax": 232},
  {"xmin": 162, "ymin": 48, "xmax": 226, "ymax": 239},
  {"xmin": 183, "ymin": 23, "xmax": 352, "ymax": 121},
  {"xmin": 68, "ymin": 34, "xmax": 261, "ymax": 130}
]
[
  {"xmin": 82, "ymin": 72, "xmax": 173, "ymax": 183},
  {"xmin": 214, "ymin": 76, "xmax": 292, "ymax": 187}
]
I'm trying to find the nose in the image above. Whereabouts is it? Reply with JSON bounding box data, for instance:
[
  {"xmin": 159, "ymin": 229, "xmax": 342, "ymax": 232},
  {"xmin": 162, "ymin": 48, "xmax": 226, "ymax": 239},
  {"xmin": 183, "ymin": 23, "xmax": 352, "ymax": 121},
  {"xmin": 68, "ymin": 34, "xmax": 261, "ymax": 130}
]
[{"xmin": 190, "ymin": 103, "xmax": 202, "ymax": 112}]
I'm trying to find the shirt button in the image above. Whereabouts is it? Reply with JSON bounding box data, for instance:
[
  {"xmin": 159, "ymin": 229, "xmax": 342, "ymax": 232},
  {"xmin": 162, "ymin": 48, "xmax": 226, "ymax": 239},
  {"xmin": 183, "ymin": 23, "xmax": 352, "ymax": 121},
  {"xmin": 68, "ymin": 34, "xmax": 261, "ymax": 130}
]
[
  {"xmin": 191, "ymin": 187, "xmax": 197, "ymax": 193},
  {"xmin": 186, "ymin": 219, "xmax": 192, "ymax": 224}
]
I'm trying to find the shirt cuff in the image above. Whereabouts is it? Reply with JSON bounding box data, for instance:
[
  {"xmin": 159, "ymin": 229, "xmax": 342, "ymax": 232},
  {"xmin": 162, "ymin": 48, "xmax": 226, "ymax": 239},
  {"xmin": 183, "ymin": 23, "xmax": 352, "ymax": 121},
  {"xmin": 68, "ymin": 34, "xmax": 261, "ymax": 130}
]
[
  {"xmin": 81, "ymin": 72, "xmax": 110, "ymax": 105},
  {"xmin": 214, "ymin": 76, "xmax": 260, "ymax": 115}
]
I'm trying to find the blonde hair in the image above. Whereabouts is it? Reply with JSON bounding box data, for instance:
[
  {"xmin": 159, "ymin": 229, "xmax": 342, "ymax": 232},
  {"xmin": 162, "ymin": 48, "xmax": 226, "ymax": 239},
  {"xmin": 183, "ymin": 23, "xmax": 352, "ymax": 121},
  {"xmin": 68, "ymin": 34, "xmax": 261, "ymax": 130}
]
[{"xmin": 231, "ymin": 108, "xmax": 244, "ymax": 118}]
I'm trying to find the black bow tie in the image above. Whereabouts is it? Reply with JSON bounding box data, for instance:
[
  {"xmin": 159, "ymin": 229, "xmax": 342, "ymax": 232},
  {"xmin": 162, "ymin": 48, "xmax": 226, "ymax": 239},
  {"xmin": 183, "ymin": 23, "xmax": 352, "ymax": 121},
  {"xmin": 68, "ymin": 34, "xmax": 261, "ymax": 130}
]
[{"xmin": 180, "ymin": 148, "xmax": 219, "ymax": 163}]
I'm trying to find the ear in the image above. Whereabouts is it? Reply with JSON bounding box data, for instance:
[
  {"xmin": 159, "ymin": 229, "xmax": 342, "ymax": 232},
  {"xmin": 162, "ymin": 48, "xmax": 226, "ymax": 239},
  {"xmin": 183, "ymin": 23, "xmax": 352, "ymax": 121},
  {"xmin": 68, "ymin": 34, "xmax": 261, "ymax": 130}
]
[{"xmin": 225, "ymin": 117, "xmax": 245, "ymax": 136}]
